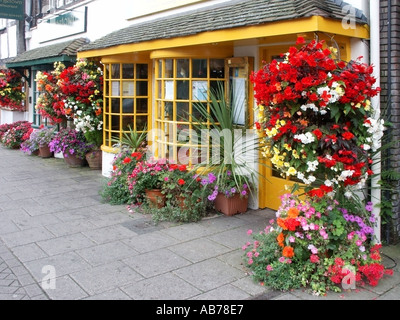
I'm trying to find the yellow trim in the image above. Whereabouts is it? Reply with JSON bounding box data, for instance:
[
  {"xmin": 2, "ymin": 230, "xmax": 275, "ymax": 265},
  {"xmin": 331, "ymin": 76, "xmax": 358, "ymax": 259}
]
[
  {"xmin": 150, "ymin": 46, "xmax": 233, "ymax": 59},
  {"xmin": 78, "ymin": 16, "xmax": 369, "ymax": 59},
  {"xmin": 101, "ymin": 145, "xmax": 120, "ymax": 154}
]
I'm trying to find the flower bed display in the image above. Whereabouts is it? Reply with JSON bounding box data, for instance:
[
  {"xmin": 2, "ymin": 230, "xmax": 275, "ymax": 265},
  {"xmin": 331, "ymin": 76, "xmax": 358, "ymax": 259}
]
[
  {"xmin": 0, "ymin": 68, "xmax": 25, "ymax": 112},
  {"xmin": 0, "ymin": 121, "xmax": 32, "ymax": 149},
  {"xmin": 245, "ymin": 37, "xmax": 391, "ymax": 295}
]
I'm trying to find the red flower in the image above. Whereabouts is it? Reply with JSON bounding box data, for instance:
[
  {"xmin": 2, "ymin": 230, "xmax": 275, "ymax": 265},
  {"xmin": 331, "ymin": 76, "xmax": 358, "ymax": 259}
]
[
  {"xmin": 310, "ymin": 254, "xmax": 319, "ymax": 264},
  {"xmin": 123, "ymin": 157, "xmax": 132, "ymax": 164},
  {"xmin": 255, "ymin": 122, "xmax": 261, "ymax": 130},
  {"xmin": 342, "ymin": 132, "xmax": 354, "ymax": 140},
  {"xmin": 312, "ymin": 129, "xmax": 323, "ymax": 140},
  {"xmin": 178, "ymin": 179, "xmax": 185, "ymax": 186}
]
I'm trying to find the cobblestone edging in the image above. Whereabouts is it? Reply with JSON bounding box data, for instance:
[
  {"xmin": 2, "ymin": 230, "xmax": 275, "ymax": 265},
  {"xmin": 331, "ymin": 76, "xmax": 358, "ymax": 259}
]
[{"xmin": 0, "ymin": 239, "xmax": 49, "ymax": 300}]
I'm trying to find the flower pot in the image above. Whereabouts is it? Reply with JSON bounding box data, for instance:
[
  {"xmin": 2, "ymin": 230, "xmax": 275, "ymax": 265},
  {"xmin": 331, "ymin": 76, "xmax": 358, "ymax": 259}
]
[
  {"xmin": 214, "ymin": 192, "xmax": 248, "ymax": 216},
  {"xmin": 63, "ymin": 153, "xmax": 85, "ymax": 168},
  {"xmin": 145, "ymin": 189, "xmax": 166, "ymax": 209},
  {"xmin": 39, "ymin": 144, "xmax": 53, "ymax": 158},
  {"xmin": 86, "ymin": 150, "xmax": 102, "ymax": 170}
]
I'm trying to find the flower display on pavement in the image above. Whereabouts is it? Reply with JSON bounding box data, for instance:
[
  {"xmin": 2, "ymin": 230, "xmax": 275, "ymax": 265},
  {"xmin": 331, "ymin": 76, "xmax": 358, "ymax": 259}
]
[{"xmin": 0, "ymin": 68, "xmax": 25, "ymax": 111}]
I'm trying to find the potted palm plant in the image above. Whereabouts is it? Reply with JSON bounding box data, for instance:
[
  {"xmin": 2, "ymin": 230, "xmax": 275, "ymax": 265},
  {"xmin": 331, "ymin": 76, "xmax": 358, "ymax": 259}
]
[{"xmin": 191, "ymin": 83, "xmax": 259, "ymax": 216}]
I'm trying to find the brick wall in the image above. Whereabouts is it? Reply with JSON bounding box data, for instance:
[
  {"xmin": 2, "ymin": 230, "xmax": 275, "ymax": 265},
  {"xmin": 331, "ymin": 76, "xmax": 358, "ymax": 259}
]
[{"xmin": 380, "ymin": 0, "xmax": 400, "ymax": 242}]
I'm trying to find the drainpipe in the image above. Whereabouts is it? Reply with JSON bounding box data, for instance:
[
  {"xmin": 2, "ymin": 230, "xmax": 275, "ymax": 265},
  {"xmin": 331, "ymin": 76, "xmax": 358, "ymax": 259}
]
[{"xmin": 369, "ymin": 0, "xmax": 381, "ymax": 243}]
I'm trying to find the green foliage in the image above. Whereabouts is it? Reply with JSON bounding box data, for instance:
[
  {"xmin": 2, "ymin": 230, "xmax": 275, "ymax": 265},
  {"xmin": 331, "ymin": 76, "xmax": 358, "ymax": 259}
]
[{"xmin": 112, "ymin": 125, "xmax": 147, "ymax": 151}]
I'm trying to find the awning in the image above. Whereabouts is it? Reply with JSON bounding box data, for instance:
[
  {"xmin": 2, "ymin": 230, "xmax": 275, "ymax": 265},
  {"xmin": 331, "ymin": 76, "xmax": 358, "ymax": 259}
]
[{"xmin": 6, "ymin": 38, "xmax": 89, "ymax": 69}]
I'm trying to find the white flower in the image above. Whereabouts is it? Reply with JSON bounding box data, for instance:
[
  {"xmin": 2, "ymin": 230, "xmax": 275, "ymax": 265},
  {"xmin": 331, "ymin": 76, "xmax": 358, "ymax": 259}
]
[
  {"xmin": 306, "ymin": 160, "xmax": 319, "ymax": 172},
  {"xmin": 294, "ymin": 132, "xmax": 315, "ymax": 144}
]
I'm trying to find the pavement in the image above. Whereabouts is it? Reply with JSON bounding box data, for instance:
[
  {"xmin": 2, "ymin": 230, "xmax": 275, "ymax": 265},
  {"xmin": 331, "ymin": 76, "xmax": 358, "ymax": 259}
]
[{"xmin": 0, "ymin": 145, "xmax": 399, "ymax": 301}]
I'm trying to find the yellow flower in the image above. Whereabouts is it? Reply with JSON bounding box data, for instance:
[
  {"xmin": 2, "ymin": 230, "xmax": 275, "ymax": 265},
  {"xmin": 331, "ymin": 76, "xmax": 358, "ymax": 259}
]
[
  {"xmin": 259, "ymin": 105, "xmax": 264, "ymax": 111},
  {"xmin": 287, "ymin": 167, "xmax": 297, "ymax": 176}
]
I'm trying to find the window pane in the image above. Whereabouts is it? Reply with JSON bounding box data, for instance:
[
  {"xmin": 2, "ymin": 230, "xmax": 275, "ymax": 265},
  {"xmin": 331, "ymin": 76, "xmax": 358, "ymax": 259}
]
[
  {"xmin": 176, "ymin": 81, "xmax": 189, "ymax": 100},
  {"xmin": 122, "ymin": 99, "xmax": 134, "ymax": 114},
  {"xmin": 104, "ymin": 115, "xmax": 109, "ymax": 130},
  {"xmin": 111, "ymin": 98, "xmax": 120, "ymax": 113},
  {"xmin": 105, "ymin": 99, "xmax": 110, "ymax": 113},
  {"xmin": 193, "ymin": 102, "xmax": 207, "ymax": 122},
  {"xmin": 122, "ymin": 81, "xmax": 134, "ymax": 96},
  {"xmin": 165, "ymin": 102, "xmax": 173, "ymax": 119},
  {"xmin": 122, "ymin": 116, "xmax": 134, "ymax": 131},
  {"xmin": 122, "ymin": 64, "xmax": 134, "ymax": 79},
  {"xmin": 158, "ymin": 60, "xmax": 163, "ymax": 78},
  {"xmin": 210, "ymin": 59, "xmax": 224, "ymax": 78},
  {"xmin": 136, "ymin": 116, "xmax": 147, "ymax": 131},
  {"xmin": 176, "ymin": 59, "xmax": 189, "ymax": 78},
  {"xmin": 136, "ymin": 81, "xmax": 148, "ymax": 96},
  {"xmin": 192, "ymin": 81, "xmax": 208, "ymax": 101},
  {"xmin": 111, "ymin": 81, "xmax": 120, "ymax": 96},
  {"xmin": 210, "ymin": 80, "xmax": 225, "ymax": 94},
  {"xmin": 105, "ymin": 64, "xmax": 110, "ymax": 79},
  {"xmin": 192, "ymin": 59, "xmax": 207, "ymax": 78},
  {"xmin": 177, "ymin": 102, "xmax": 189, "ymax": 121},
  {"xmin": 105, "ymin": 80, "xmax": 109, "ymax": 96},
  {"xmin": 137, "ymin": 98, "xmax": 147, "ymax": 114},
  {"xmin": 111, "ymin": 64, "xmax": 120, "ymax": 79},
  {"xmin": 136, "ymin": 64, "xmax": 148, "ymax": 79},
  {"xmin": 165, "ymin": 59, "xmax": 173, "ymax": 78},
  {"xmin": 165, "ymin": 81, "xmax": 174, "ymax": 100},
  {"xmin": 112, "ymin": 115, "xmax": 119, "ymax": 130}
]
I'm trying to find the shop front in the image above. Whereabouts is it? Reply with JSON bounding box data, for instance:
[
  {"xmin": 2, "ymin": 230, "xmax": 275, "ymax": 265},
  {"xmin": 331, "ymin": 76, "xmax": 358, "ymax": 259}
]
[{"xmin": 77, "ymin": 1, "xmax": 369, "ymax": 210}]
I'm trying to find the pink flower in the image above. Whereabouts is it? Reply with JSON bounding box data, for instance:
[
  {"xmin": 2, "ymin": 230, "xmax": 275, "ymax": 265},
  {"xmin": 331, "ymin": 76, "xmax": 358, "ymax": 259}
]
[
  {"xmin": 266, "ymin": 265, "xmax": 273, "ymax": 271},
  {"xmin": 310, "ymin": 254, "xmax": 320, "ymax": 263},
  {"xmin": 248, "ymin": 259, "xmax": 253, "ymax": 265},
  {"xmin": 246, "ymin": 252, "xmax": 253, "ymax": 258},
  {"xmin": 247, "ymin": 229, "xmax": 253, "ymax": 235},
  {"xmin": 164, "ymin": 177, "xmax": 169, "ymax": 182},
  {"xmin": 279, "ymin": 257, "xmax": 286, "ymax": 263},
  {"xmin": 286, "ymin": 259, "xmax": 292, "ymax": 264},
  {"xmin": 254, "ymin": 252, "xmax": 260, "ymax": 257}
]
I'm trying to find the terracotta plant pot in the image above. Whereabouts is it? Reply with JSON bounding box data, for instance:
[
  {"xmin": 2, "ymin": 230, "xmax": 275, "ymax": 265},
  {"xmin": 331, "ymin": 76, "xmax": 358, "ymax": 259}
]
[
  {"xmin": 39, "ymin": 144, "xmax": 53, "ymax": 158},
  {"xmin": 214, "ymin": 192, "xmax": 248, "ymax": 216},
  {"xmin": 63, "ymin": 153, "xmax": 85, "ymax": 168},
  {"xmin": 145, "ymin": 189, "xmax": 166, "ymax": 208},
  {"xmin": 86, "ymin": 150, "xmax": 102, "ymax": 170}
]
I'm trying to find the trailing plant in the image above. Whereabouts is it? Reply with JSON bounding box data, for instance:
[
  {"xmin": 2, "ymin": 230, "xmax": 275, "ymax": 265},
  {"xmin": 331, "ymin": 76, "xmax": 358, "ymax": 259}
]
[{"xmin": 0, "ymin": 68, "xmax": 25, "ymax": 111}]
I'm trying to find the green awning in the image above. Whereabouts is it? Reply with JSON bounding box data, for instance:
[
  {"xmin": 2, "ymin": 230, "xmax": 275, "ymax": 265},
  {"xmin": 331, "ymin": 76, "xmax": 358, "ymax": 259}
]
[{"xmin": 6, "ymin": 38, "xmax": 89, "ymax": 69}]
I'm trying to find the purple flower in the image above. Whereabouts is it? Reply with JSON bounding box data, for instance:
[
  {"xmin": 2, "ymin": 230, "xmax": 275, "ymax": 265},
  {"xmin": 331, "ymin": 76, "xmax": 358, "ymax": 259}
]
[
  {"xmin": 227, "ymin": 170, "xmax": 232, "ymax": 176},
  {"xmin": 230, "ymin": 188, "xmax": 236, "ymax": 194},
  {"xmin": 241, "ymin": 190, "xmax": 247, "ymax": 196}
]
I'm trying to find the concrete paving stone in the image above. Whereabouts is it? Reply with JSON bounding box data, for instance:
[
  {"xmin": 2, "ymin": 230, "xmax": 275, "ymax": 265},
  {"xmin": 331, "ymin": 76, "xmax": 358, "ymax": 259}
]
[
  {"xmin": 1, "ymin": 227, "xmax": 55, "ymax": 248},
  {"xmin": 4, "ymin": 257, "xmax": 21, "ymax": 268},
  {"xmin": 45, "ymin": 219, "xmax": 99, "ymax": 237},
  {"xmin": 30, "ymin": 294, "xmax": 49, "ymax": 300},
  {"xmin": 83, "ymin": 224, "xmax": 138, "ymax": 244},
  {"xmin": 53, "ymin": 208, "xmax": 99, "ymax": 222},
  {"xmin": 173, "ymin": 258, "xmax": 246, "ymax": 292},
  {"xmin": 0, "ymin": 285, "xmax": 19, "ymax": 294},
  {"xmin": 377, "ymin": 286, "xmax": 400, "ymax": 300},
  {"xmin": 37, "ymin": 233, "xmax": 97, "ymax": 256},
  {"xmin": 122, "ymin": 273, "xmax": 201, "ymax": 300},
  {"xmin": 191, "ymin": 284, "xmax": 251, "ymax": 300},
  {"xmin": 22, "ymin": 203, "xmax": 68, "ymax": 217},
  {"xmin": 88, "ymin": 212, "xmax": 134, "ymax": 228},
  {"xmin": 272, "ymin": 293, "xmax": 301, "ymax": 300},
  {"xmin": 230, "ymin": 277, "xmax": 267, "ymax": 296},
  {"xmin": 121, "ymin": 231, "xmax": 179, "ymax": 253},
  {"xmin": 0, "ymin": 199, "xmax": 39, "ymax": 211},
  {"xmin": 123, "ymin": 248, "xmax": 192, "ymax": 278},
  {"xmin": 57, "ymin": 196, "xmax": 102, "ymax": 210},
  {"xmin": 197, "ymin": 215, "xmax": 248, "ymax": 233},
  {"xmin": 76, "ymin": 240, "xmax": 138, "ymax": 266},
  {"xmin": 0, "ymin": 186, "xmax": 20, "ymax": 195},
  {"xmin": 23, "ymin": 283, "xmax": 46, "ymax": 298},
  {"xmin": 160, "ymin": 223, "xmax": 216, "ymax": 242},
  {"xmin": 7, "ymin": 265, "xmax": 29, "ymax": 277},
  {"xmin": 12, "ymin": 213, "xmax": 62, "ymax": 230},
  {"xmin": 0, "ymin": 194, "xmax": 11, "ymax": 203},
  {"xmin": 0, "ymin": 293, "xmax": 26, "ymax": 300},
  {"xmin": 208, "ymin": 226, "xmax": 254, "ymax": 250},
  {"xmin": 25, "ymin": 251, "xmax": 91, "ymax": 282},
  {"xmin": 44, "ymin": 275, "xmax": 89, "ymax": 300},
  {"xmin": 70, "ymin": 261, "xmax": 143, "ymax": 295},
  {"xmin": 11, "ymin": 243, "xmax": 48, "ymax": 263},
  {"xmin": 17, "ymin": 273, "xmax": 37, "ymax": 286},
  {"xmin": 217, "ymin": 249, "xmax": 248, "ymax": 272},
  {"xmin": 0, "ymin": 208, "xmax": 33, "ymax": 221},
  {"xmin": 0, "ymin": 251, "xmax": 14, "ymax": 261},
  {"xmin": 4, "ymin": 273, "xmax": 17, "ymax": 281},
  {"xmin": 291, "ymin": 287, "xmax": 379, "ymax": 300},
  {"xmin": 90, "ymin": 203, "xmax": 128, "ymax": 214},
  {"xmin": 83, "ymin": 288, "xmax": 131, "ymax": 300},
  {"xmin": 168, "ymin": 238, "xmax": 231, "ymax": 263},
  {"xmin": 0, "ymin": 279, "xmax": 14, "ymax": 286},
  {"xmin": 0, "ymin": 220, "xmax": 20, "ymax": 235}
]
